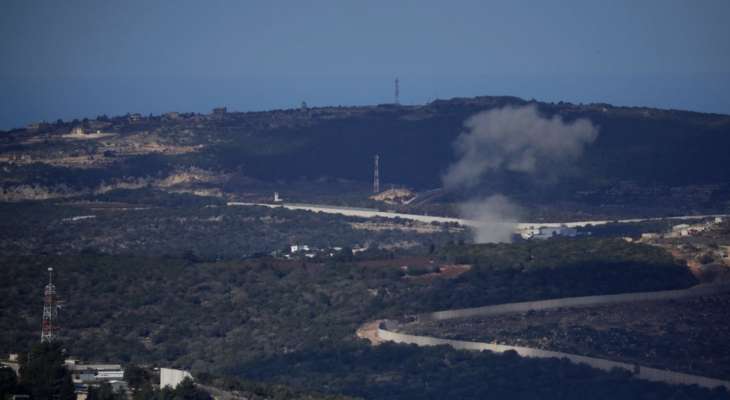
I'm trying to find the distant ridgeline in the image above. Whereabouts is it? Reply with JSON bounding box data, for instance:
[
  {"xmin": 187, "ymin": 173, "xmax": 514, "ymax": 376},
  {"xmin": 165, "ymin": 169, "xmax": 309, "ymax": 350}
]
[
  {"xmin": 2, "ymin": 95, "xmax": 730, "ymax": 208},
  {"xmin": 208, "ymin": 97, "xmax": 730, "ymax": 189}
]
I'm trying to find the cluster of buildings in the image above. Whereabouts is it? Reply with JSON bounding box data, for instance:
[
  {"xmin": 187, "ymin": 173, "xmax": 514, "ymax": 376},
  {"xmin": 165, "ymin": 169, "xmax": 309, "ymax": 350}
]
[
  {"xmin": 287, "ymin": 244, "xmax": 340, "ymax": 259},
  {"xmin": 666, "ymin": 217, "xmax": 724, "ymax": 238},
  {"xmin": 68, "ymin": 363, "xmax": 192, "ymax": 399},
  {"xmin": 1, "ymin": 353, "xmax": 194, "ymax": 400},
  {"xmin": 65, "ymin": 360, "xmax": 126, "ymax": 399},
  {"xmin": 283, "ymin": 244, "xmax": 368, "ymax": 259},
  {"xmin": 640, "ymin": 217, "xmax": 725, "ymax": 241},
  {"xmin": 1, "ymin": 269, "xmax": 196, "ymax": 400},
  {"xmin": 519, "ymin": 226, "xmax": 579, "ymax": 240}
]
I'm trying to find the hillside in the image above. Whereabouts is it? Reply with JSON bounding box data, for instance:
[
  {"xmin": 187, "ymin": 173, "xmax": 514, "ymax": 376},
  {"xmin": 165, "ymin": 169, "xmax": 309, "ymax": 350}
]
[
  {"xmin": 1, "ymin": 239, "xmax": 696, "ymax": 365},
  {"xmin": 0, "ymin": 238, "xmax": 710, "ymax": 399},
  {"xmin": 2, "ymin": 96, "xmax": 730, "ymax": 217},
  {"xmin": 401, "ymin": 293, "xmax": 730, "ymax": 380}
]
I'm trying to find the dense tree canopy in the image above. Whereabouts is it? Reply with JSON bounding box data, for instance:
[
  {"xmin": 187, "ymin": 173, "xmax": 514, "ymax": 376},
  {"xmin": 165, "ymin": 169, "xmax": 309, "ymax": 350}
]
[{"xmin": 18, "ymin": 342, "xmax": 75, "ymax": 400}]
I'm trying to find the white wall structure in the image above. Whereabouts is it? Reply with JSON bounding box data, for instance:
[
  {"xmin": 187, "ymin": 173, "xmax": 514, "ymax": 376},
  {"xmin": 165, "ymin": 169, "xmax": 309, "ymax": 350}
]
[
  {"xmin": 372, "ymin": 282, "xmax": 730, "ymax": 390},
  {"xmin": 377, "ymin": 327, "xmax": 730, "ymax": 390},
  {"xmin": 228, "ymin": 202, "xmax": 730, "ymax": 235},
  {"xmin": 160, "ymin": 368, "xmax": 192, "ymax": 389},
  {"xmin": 423, "ymin": 283, "xmax": 730, "ymax": 321}
]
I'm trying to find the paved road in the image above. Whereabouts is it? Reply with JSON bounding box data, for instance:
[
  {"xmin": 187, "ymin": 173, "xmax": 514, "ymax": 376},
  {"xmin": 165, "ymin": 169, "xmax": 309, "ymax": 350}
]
[{"xmin": 227, "ymin": 201, "xmax": 728, "ymax": 231}]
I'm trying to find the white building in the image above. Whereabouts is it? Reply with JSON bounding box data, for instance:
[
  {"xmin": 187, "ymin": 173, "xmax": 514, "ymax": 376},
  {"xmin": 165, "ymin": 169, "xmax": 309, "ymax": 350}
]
[
  {"xmin": 290, "ymin": 245, "xmax": 310, "ymax": 253},
  {"xmin": 520, "ymin": 227, "xmax": 541, "ymax": 240},
  {"xmin": 66, "ymin": 362, "xmax": 124, "ymax": 384},
  {"xmin": 96, "ymin": 370, "xmax": 124, "ymax": 379},
  {"xmin": 524, "ymin": 226, "xmax": 578, "ymax": 240},
  {"xmin": 160, "ymin": 368, "xmax": 192, "ymax": 389}
]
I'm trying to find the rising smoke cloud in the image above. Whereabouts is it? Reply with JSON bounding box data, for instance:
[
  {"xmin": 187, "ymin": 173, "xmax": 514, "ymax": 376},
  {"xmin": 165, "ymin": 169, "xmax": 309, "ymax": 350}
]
[
  {"xmin": 443, "ymin": 105, "xmax": 599, "ymax": 189},
  {"xmin": 444, "ymin": 105, "xmax": 599, "ymax": 243},
  {"xmin": 458, "ymin": 194, "xmax": 521, "ymax": 243}
]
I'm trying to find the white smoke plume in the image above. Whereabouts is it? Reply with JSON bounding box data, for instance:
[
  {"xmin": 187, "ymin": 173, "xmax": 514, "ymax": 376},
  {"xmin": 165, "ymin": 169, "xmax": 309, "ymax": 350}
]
[
  {"xmin": 459, "ymin": 195, "xmax": 521, "ymax": 243},
  {"xmin": 443, "ymin": 105, "xmax": 599, "ymax": 188},
  {"xmin": 444, "ymin": 105, "xmax": 599, "ymax": 243}
]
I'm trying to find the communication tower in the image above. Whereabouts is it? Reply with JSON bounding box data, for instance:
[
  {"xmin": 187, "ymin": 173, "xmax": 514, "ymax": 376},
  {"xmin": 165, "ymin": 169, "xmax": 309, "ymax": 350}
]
[
  {"xmin": 373, "ymin": 154, "xmax": 380, "ymax": 194},
  {"xmin": 41, "ymin": 267, "xmax": 58, "ymax": 343},
  {"xmin": 394, "ymin": 78, "xmax": 400, "ymax": 105}
]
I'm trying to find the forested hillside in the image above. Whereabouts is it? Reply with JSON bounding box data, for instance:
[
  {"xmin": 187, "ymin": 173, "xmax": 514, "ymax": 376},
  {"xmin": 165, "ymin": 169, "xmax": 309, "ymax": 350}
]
[
  {"xmin": 0, "ymin": 237, "xmax": 710, "ymax": 399},
  {"xmin": 1, "ymin": 239, "xmax": 696, "ymax": 369},
  {"xmin": 2, "ymin": 96, "xmax": 730, "ymax": 214}
]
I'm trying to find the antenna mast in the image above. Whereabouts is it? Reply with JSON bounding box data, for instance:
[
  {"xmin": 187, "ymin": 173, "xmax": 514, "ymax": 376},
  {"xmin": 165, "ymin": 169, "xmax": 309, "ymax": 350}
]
[
  {"xmin": 373, "ymin": 154, "xmax": 380, "ymax": 194},
  {"xmin": 41, "ymin": 267, "xmax": 58, "ymax": 343},
  {"xmin": 394, "ymin": 78, "xmax": 400, "ymax": 105}
]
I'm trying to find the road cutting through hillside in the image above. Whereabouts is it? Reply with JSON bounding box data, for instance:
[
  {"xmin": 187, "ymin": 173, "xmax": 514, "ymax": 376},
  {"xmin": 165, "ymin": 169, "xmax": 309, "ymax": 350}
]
[
  {"xmin": 357, "ymin": 283, "xmax": 730, "ymax": 390},
  {"xmin": 227, "ymin": 201, "xmax": 728, "ymax": 232}
]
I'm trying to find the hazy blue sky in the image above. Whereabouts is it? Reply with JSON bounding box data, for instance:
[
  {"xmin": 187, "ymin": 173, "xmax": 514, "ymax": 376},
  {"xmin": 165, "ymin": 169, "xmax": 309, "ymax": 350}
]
[{"xmin": 1, "ymin": 0, "xmax": 729, "ymax": 129}]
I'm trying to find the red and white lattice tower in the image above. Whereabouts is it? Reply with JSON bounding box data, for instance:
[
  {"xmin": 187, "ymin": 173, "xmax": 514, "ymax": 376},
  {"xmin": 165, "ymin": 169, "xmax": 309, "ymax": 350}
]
[{"xmin": 41, "ymin": 267, "xmax": 58, "ymax": 343}]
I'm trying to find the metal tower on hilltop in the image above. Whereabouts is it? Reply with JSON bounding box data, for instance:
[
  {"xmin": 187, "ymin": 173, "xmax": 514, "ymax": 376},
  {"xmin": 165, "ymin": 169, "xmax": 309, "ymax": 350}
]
[
  {"xmin": 373, "ymin": 154, "xmax": 380, "ymax": 194},
  {"xmin": 394, "ymin": 78, "xmax": 400, "ymax": 105},
  {"xmin": 41, "ymin": 267, "xmax": 58, "ymax": 343}
]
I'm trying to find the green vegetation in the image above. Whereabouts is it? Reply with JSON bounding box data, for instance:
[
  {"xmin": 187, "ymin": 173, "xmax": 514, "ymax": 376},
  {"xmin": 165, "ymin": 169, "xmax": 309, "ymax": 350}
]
[
  {"xmin": 195, "ymin": 374, "xmax": 356, "ymax": 400},
  {"xmin": 4, "ymin": 95, "xmax": 730, "ymax": 398},
  {"xmin": 126, "ymin": 378, "xmax": 211, "ymax": 400},
  {"xmin": 2, "ymin": 254, "xmax": 408, "ymax": 368},
  {"xmin": 3, "ymin": 342, "xmax": 77, "ymax": 400},
  {"xmin": 122, "ymin": 363, "xmax": 355, "ymax": 400},
  {"xmin": 0, "ymin": 155, "xmax": 174, "ymax": 191},
  {"xmin": 236, "ymin": 342, "xmax": 729, "ymax": 400},
  {"xmin": 0, "ymin": 177, "xmax": 716, "ymax": 400},
  {"xmin": 404, "ymin": 294, "xmax": 730, "ymax": 380},
  {"xmin": 3, "ymin": 96, "xmax": 730, "ymax": 216},
  {"xmin": 430, "ymin": 238, "xmax": 697, "ymax": 309},
  {"xmin": 0, "ymin": 366, "xmax": 19, "ymax": 400},
  {"xmin": 0, "ymin": 236, "xmax": 705, "ymax": 398},
  {"xmin": 87, "ymin": 382, "xmax": 127, "ymax": 400},
  {"xmin": 0, "ymin": 198, "xmax": 465, "ymax": 260}
]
